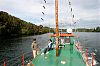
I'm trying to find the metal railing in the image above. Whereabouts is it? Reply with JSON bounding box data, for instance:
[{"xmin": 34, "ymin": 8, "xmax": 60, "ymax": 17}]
[
  {"xmin": 74, "ymin": 39, "xmax": 96, "ymax": 66},
  {"xmin": 0, "ymin": 52, "xmax": 33, "ymax": 66}
]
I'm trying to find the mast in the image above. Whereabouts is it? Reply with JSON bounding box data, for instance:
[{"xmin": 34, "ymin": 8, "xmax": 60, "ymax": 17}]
[
  {"xmin": 60, "ymin": 20, "xmax": 62, "ymax": 33},
  {"xmin": 55, "ymin": 0, "xmax": 59, "ymax": 57}
]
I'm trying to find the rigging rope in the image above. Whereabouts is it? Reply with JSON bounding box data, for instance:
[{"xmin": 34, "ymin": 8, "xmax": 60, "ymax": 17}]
[
  {"xmin": 40, "ymin": 0, "xmax": 47, "ymax": 22},
  {"xmin": 68, "ymin": 0, "xmax": 76, "ymax": 26},
  {"xmin": 40, "ymin": 0, "xmax": 78, "ymax": 28},
  {"xmin": 42, "ymin": 12, "xmax": 45, "ymax": 15},
  {"xmin": 44, "ymin": 0, "xmax": 46, "ymax": 3},
  {"xmin": 43, "ymin": 5, "xmax": 45, "ymax": 9}
]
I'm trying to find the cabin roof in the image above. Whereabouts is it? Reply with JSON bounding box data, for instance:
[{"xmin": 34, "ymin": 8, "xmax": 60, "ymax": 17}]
[{"xmin": 50, "ymin": 33, "xmax": 75, "ymax": 37}]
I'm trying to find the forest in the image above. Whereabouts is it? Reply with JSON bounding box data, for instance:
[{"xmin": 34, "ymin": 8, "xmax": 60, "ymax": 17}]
[
  {"xmin": 0, "ymin": 11, "xmax": 54, "ymax": 37},
  {"xmin": 73, "ymin": 27, "xmax": 100, "ymax": 32},
  {"xmin": 0, "ymin": 11, "xmax": 99, "ymax": 37}
]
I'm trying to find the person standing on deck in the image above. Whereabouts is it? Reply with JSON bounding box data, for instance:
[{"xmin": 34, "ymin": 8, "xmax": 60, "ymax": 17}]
[
  {"xmin": 59, "ymin": 37, "xmax": 65, "ymax": 48},
  {"xmin": 60, "ymin": 37, "xmax": 64, "ymax": 44},
  {"xmin": 31, "ymin": 38, "xmax": 40, "ymax": 58}
]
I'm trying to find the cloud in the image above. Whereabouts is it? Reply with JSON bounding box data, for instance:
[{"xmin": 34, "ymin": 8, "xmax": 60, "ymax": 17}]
[
  {"xmin": 0, "ymin": 0, "xmax": 100, "ymax": 28},
  {"xmin": 72, "ymin": 0, "xmax": 100, "ymax": 9}
]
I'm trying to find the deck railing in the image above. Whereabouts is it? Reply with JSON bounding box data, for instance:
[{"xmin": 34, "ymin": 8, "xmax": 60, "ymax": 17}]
[
  {"xmin": 74, "ymin": 39, "xmax": 95, "ymax": 66},
  {"xmin": 0, "ymin": 52, "xmax": 33, "ymax": 66}
]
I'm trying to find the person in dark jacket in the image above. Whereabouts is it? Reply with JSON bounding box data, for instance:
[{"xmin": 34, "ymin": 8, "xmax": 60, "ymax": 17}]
[{"xmin": 44, "ymin": 39, "xmax": 53, "ymax": 54}]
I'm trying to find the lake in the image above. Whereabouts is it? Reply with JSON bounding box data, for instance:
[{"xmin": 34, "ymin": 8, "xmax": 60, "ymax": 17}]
[{"xmin": 0, "ymin": 32, "xmax": 100, "ymax": 66}]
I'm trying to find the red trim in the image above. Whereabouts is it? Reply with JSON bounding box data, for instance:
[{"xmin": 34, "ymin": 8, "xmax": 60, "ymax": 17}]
[
  {"xmin": 50, "ymin": 33, "xmax": 75, "ymax": 37},
  {"xmin": 86, "ymin": 48, "xmax": 88, "ymax": 62},
  {"xmin": 22, "ymin": 53, "xmax": 24, "ymax": 66},
  {"xmin": 4, "ymin": 61, "xmax": 6, "ymax": 66},
  {"xmin": 92, "ymin": 52, "xmax": 94, "ymax": 66}
]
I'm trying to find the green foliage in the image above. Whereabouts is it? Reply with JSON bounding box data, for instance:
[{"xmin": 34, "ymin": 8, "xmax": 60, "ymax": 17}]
[
  {"xmin": 74, "ymin": 27, "xmax": 100, "ymax": 32},
  {"xmin": 95, "ymin": 27, "xmax": 100, "ymax": 32},
  {"xmin": 0, "ymin": 11, "xmax": 54, "ymax": 36}
]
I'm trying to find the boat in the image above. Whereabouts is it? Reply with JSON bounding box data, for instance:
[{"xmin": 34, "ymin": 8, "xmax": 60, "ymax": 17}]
[
  {"xmin": 27, "ymin": 0, "xmax": 96, "ymax": 66},
  {"xmin": 27, "ymin": 29, "xmax": 96, "ymax": 66},
  {"xmin": 2, "ymin": 0, "xmax": 96, "ymax": 66}
]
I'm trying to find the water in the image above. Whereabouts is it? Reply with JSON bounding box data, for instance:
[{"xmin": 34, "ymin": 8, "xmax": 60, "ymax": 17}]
[
  {"xmin": 0, "ymin": 32, "xmax": 100, "ymax": 66},
  {"xmin": 0, "ymin": 33, "xmax": 51, "ymax": 66},
  {"xmin": 75, "ymin": 32, "xmax": 100, "ymax": 66}
]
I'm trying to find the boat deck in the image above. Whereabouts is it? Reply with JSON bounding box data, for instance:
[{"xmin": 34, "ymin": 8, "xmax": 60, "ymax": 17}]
[{"xmin": 31, "ymin": 44, "xmax": 86, "ymax": 66}]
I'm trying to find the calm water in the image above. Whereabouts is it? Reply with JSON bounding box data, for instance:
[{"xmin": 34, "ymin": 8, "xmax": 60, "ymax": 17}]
[
  {"xmin": 75, "ymin": 32, "xmax": 100, "ymax": 66},
  {"xmin": 0, "ymin": 32, "xmax": 100, "ymax": 66}
]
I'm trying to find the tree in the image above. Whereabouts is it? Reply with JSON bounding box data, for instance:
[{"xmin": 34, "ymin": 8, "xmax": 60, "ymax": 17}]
[
  {"xmin": 96, "ymin": 27, "xmax": 100, "ymax": 32},
  {"xmin": 0, "ymin": 11, "xmax": 54, "ymax": 36}
]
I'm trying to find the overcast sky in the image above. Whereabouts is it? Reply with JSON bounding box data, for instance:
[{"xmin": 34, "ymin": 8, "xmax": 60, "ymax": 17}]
[{"xmin": 0, "ymin": 0, "xmax": 100, "ymax": 28}]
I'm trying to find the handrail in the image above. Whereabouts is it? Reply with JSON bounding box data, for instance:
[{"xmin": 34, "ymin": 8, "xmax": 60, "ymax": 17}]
[
  {"xmin": 92, "ymin": 52, "xmax": 94, "ymax": 66},
  {"xmin": 0, "ymin": 52, "xmax": 33, "ymax": 66},
  {"xmin": 74, "ymin": 39, "xmax": 96, "ymax": 66}
]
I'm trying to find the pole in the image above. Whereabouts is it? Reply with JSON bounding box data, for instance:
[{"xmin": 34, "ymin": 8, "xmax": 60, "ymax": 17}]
[
  {"xmin": 92, "ymin": 52, "xmax": 94, "ymax": 66},
  {"xmin": 22, "ymin": 53, "xmax": 24, "ymax": 66},
  {"xmin": 55, "ymin": 0, "xmax": 59, "ymax": 57},
  {"xmin": 86, "ymin": 48, "xmax": 88, "ymax": 63},
  {"xmin": 4, "ymin": 61, "xmax": 6, "ymax": 66}
]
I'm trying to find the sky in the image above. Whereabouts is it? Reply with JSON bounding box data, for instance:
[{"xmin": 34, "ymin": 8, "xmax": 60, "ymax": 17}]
[{"xmin": 0, "ymin": 0, "xmax": 100, "ymax": 28}]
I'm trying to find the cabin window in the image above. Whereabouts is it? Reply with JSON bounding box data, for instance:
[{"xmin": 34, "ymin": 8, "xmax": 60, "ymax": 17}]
[
  {"xmin": 60, "ymin": 37, "xmax": 65, "ymax": 44},
  {"xmin": 65, "ymin": 37, "xmax": 70, "ymax": 43},
  {"xmin": 59, "ymin": 36, "xmax": 70, "ymax": 44},
  {"xmin": 51, "ymin": 36, "xmax": 70, "ymax": 44}
]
